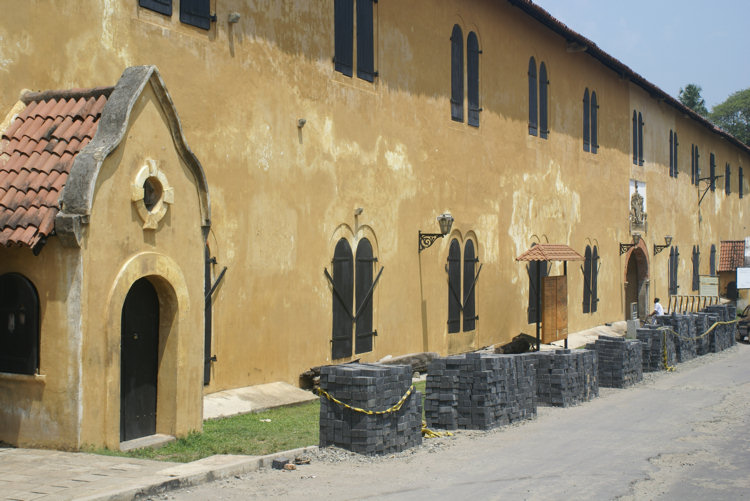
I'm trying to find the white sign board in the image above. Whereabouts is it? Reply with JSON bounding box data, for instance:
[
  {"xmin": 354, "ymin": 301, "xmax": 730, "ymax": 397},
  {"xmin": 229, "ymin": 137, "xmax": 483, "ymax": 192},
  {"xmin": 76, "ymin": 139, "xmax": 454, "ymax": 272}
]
[
  {"xmin": 699, "ymin": 276, "xmax": 719, "ymax": 297},
  {"xmin": 737, "ymin": 267, "xmax": 750, "ymax": 289}
]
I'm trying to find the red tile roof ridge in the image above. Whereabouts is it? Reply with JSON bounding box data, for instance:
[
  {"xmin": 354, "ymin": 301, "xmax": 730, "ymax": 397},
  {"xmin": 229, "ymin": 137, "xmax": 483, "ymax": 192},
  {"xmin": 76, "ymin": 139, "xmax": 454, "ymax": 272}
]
[{"xmin": 21, "ymin": 86, "xmax": 114, "ymax": 106}]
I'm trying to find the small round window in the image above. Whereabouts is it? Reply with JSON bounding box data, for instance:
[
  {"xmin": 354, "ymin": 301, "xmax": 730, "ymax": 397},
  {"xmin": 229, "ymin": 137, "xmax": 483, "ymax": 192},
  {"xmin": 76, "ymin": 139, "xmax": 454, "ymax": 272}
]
[{"xmin": 143, "ymin": 176, "xmax": 163, "ymax": 212}]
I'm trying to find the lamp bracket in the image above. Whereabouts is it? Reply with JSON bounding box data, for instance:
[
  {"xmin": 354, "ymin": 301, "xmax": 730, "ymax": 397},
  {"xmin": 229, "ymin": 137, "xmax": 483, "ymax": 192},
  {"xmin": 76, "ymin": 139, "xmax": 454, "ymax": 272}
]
[{"xmin": 419, "ymin": 232, "xmax": 444, "ymax": 253}]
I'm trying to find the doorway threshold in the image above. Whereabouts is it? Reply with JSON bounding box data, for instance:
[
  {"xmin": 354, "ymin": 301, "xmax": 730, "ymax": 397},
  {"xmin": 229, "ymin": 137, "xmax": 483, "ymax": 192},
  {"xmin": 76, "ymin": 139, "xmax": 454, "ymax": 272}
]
[{"xmin": 120, "ymin": 433, "xmax": 175, "ymax": 452}]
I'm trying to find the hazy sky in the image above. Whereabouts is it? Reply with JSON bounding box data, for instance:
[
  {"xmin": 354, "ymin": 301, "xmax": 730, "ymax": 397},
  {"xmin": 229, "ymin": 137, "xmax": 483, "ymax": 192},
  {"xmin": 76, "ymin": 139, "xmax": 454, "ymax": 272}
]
[{"xmin": 536, "ymin": 0, "xmax": 750, "ymax": 109}]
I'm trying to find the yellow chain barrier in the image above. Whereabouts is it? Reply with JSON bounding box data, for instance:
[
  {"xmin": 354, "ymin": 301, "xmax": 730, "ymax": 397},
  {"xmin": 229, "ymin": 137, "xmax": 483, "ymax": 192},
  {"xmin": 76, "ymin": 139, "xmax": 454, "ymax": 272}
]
[
  {"xmin": 422, "ymin": 421, "xmax": 453, "ymax": 438},
  {"xmin": 317, "ymin": 385, "xmax": 415, "ymax": 415},
  {"xmin": 654, "ymin": 319, "xmax": 739, "ymax": 372}
]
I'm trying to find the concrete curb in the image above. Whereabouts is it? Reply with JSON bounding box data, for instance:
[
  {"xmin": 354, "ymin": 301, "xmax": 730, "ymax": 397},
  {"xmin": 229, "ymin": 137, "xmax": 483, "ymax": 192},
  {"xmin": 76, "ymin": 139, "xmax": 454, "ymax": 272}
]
[{"xmin": 78, "ymin": 446, "xmax": 319, "ymax": 501}]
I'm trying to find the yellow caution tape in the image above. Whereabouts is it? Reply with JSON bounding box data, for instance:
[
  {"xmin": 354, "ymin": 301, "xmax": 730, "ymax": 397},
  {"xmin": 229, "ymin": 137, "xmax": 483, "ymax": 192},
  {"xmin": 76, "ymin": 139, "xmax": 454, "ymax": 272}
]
[
  {"xmin": 317, "ymin": 385, "xmax": 415, "ymax": 415},
  {"xmin": 654, "ymin": 319, "xmax": 739, "ymax": 372},
  {"xmin": 422, "ymin": 421, "xmax": 453, "ymax": 438}
]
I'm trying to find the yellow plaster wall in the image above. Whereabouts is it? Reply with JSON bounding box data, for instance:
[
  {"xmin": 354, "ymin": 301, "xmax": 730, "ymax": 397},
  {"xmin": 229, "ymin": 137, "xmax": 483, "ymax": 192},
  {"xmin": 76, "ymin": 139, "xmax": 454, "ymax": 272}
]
[
  {"xmin": 0, "ymin": 241, "xmax": 83, "ymax": 449},
  {"xmin": 0, "ymin": 0, "xmax": 748, "ymax": 413}
]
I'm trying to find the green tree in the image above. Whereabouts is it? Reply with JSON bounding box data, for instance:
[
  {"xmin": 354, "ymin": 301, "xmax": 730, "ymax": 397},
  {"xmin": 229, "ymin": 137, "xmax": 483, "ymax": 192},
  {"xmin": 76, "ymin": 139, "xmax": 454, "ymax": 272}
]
[
  {"xmin": 678, "ymin": 84, "xmax": 709, "ymax": 116},
  {"xmin": 710, "ymin": 88, "xmax": 750, "ymax": 146}
]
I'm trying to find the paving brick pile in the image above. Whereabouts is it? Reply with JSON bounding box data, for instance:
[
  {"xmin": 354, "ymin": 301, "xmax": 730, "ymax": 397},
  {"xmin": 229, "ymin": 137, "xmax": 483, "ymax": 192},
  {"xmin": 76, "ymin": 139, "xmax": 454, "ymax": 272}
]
[
  {"xmin": 319, "ymin": 363, "xmax": 422, "ymax": 455},
  {"xmin": 637, "ymin": 326, "xmax": 675, "ymax": 372},
  {"xmin": 425, "ymin": 353, "xmax": 536, "ymax": 430},
  {"xmin": 654, "ymin": 314, "xmax": 696, "ymax": 362},
  {"xmin": 530, "ymin": 349, "xmax": 598, "ymax": 407},
  {"xmin": 704, "ymin": 304, "xmax": 737, "ymax": 351},
  {"xmin": 692, "ymin": 313, "xmax": 712, "ymax": 355},
  {"xmin": 592, "ymin": 335, "xmax": 643, "ymax": 388}
]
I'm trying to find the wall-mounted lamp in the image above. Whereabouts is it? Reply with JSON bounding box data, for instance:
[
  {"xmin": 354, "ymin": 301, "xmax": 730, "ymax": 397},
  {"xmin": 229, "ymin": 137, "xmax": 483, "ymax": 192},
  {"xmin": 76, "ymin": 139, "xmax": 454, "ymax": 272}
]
[
  {"xmin": 297, "ymin": 118, "xmax": 307, "ymax": 128},
  {"xmin": 354, "ymin": 207, "xmax": 363, "ymax": 216},
  {"xmin": 418, "ymin": 213, "xmax": 454, "ymax": 253},
  {"xmin": 619, "ymin": 233, "xmax": 641, "ymax": 255},
  {"xmin": 653, "ymin": 235, "xmax": 673, "ymax": 255}
]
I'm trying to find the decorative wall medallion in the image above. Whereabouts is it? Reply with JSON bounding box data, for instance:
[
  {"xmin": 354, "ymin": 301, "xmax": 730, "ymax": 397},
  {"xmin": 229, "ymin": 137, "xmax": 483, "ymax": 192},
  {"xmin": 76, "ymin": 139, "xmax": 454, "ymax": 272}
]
[{"xmin": 131, "ymin": 159, "xmax": 174, "ymax": 229}]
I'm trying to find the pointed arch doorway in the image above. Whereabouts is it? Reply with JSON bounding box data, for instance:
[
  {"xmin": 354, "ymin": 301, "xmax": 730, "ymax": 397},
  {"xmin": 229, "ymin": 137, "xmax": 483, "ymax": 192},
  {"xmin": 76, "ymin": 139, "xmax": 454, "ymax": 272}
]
[
  {"xmin": 624, "ymin": 245, "xmax": 650, "ymax": 320},
  {"xmin": 120, "ymin": 277, "xmax": 159, "ymax": 442}
]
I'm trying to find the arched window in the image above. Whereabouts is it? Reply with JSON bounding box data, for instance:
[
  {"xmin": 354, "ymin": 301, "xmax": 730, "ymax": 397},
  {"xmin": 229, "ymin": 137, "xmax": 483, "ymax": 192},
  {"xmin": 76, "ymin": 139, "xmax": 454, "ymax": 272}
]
[
  {"xmin": 355, "ymin": 238, "xmax": 376, "ymax": 354},
  {"xmin": 583, "ymin": 89, "xmax": 590, "ymax": 152},
  {"xmin": 331, "ymin": 239, "xmax": 353, "ymax": 359},
  {"xmin": 710, "ymin": 244, "xmax": 716, "ymax": 276},
  {"xmin": 539, "ymin": 62, "xmax": 548, "ymax": 139},
  {"xmin": 467, "ymin": 31, "xmax": 480, "ymax": 127},
  {"xmin": 692, "ymin": 245, "xmax": 700, "ymax": 291},
  {"xmin": 463, "ymin": 240, "xmax": 477, "ymax": 331},
  {"xmin": 590, "ymin": 91, "xmax": 598, "ymax": 154},
  {"xmin": 528, "ymin": 57, "xmax": 537, "ymax": 136},
  {"xmin": 451, "ymin": 24, "xmax": 464, "ymax": 123},
  {"xmin": 591, "ymin": 246, "xmax": 599, "ymax": 313},
  {"xmin": 0, "ymin": 273, "xmax": 40, "ymax": 375},
  {"xmin": 447, "ymin": 239, "xmax": 461, "ymax": 333},
  {"xmin": 582, "ymin": 245, "xmax": 592, "ymax": 313}
]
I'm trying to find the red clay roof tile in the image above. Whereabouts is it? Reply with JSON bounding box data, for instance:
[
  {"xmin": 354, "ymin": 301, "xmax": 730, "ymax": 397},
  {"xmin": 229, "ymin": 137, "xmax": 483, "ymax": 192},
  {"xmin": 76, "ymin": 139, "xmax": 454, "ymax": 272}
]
[
  {"xmin": 718, "ymin": 241, "xmax": 745, "ymax": 272},
  {"xmin": 0, "ymin": 86, "xmax": 112, "ymax": 249}
]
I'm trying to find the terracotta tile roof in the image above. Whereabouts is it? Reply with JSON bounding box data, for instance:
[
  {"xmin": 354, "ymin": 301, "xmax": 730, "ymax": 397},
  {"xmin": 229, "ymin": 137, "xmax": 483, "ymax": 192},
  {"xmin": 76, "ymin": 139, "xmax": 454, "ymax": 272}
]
[
  {"xmin": 0, "ymin": 86, "xmax": 112, "ymax": 251},
  {"xmin": 718, "ymin": 240, "xmax": 745, "ymax": 272},
  {"xmin": 515, "ymin": 244, "xmax": 584, "ymax": 262}
]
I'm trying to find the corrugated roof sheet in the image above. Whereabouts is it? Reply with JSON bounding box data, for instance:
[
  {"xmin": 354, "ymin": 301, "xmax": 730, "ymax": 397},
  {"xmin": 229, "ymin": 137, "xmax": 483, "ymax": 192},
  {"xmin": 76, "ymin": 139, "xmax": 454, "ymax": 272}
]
[
  {"xmin": 0, "ymin": 86, "xmax": 112, "ymax": 250},
  {"xmin": 515, "ymin": 244, "xmax": 584, "ymax": 262},
  {"xmin": 718, "ymin": 240, "xmax": 745, "ymax": 272}
]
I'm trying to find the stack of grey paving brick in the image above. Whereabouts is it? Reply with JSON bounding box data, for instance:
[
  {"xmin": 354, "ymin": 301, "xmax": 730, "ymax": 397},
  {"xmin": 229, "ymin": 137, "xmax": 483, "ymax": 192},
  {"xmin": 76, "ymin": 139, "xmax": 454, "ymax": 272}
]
[
  {"xmin": 425, "ymin": 353, "xmax": 536, "ymax": 431},
  {"xmin": 530, "ymin": 349, "xmax": 598, "ymax": 407},
  {"xmin": 692, "ymin": 313, "xmax": 712, "ymax": 355},
  {"xmin": 319, "ymin": 363, "xmax": 422, "ymax": 455},
  {"xmin": 704, "ymin": 304, "xmax": 736, "ymax": 351},
  {"xmin": 637, "ymin": 325, "xmax": 675, "ymax": 372},
  {"xmin": 655, "ymin": 314, "xmax": 696, "ymax": 362},
  {"xmin": 592, "ymin": 335, "xmax": 643, "ymax": 388}
]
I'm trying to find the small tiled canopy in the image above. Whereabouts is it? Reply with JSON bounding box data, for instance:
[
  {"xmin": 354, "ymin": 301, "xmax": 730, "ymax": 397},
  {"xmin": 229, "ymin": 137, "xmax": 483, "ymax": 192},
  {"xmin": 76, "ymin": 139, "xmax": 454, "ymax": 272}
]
[
  {"xmin": 0, "ymin": 88, "xmax": 111, "ymax": 252},
  {"xmin": 718, "ymin": 240, "xmax": 745, "ymax": 272},
  {"xmin": 515, "ymin": 244, "xmax": 584, "ymax": 262}
]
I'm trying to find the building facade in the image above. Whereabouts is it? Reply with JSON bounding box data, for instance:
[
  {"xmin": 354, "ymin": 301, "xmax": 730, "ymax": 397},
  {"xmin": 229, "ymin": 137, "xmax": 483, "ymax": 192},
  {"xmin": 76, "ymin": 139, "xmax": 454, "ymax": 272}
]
[{"xmin": 1, "ymin": 0, "xmax": 749, "ymax": 448}]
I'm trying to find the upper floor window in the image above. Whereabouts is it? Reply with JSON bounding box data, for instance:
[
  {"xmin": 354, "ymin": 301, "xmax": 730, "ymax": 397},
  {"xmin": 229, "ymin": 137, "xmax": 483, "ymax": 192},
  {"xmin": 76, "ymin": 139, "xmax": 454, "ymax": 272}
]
[
  {"xmin": 447, "ymin": 238, "xmax": 482, "ymax": 333},
  {"xmin": 691, "ymin": 144, "xmax": 701, "ymax": 185},
  {"xmin": 726, "ymin": 163, "xmax": 732, "ymax": 195},
  {"xmin": 710, "ymin": 153, "xmax": 716, "ymax": 192},
  {"xmin": 528, "ymin": 58, "xmax": 549, "ymax": 138},
  {"xmin": 740, "ymin": 166, "xmax": 744, "ymax": 199},
  {"xmin": 334, "ymin": 0, "xmax": 376, "ymax": 81},
  {"xmin": 451, "ymin": 27, "xmax": 481, "ymax": 126},
  {"xmin": 0, "ymin": 273, "xmax": 40, "ymax": 375},
  {"xmin": 632, "ymin": 110, "xmax": 644, "ymax": 165},
  {"xmin": 139, "ymin": 0, "xmax": 172, "ymax": 16},
  {"xmin": 583, "ymin": 89, "xmax": 599, "ymax": 153},
  {"xmin": 139, "ymin": 0, "xmax": 214, "ymax": 29},
  {"xmin": 669, "ymin": 130, "xmax": 679, "ymax": 178}
]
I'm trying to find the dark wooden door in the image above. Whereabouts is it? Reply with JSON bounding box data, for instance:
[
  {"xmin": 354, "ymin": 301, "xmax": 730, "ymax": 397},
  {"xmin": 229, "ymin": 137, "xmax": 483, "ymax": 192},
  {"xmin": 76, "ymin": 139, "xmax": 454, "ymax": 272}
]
[{"xmin": 121, "ymin": 278, "xmax": 159, "ymax": 442}]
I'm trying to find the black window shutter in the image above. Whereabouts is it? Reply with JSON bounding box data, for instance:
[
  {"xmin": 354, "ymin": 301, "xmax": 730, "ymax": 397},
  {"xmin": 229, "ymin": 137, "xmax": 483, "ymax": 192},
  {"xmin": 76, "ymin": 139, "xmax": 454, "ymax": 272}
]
[
  {"xmin": 582, "ymin": 245, "xmax": 591, "ymax": 313},
  {"xmin": 539, "ymin": 62, "xmax": 548, "ymax": 138},
  {"xmin": 356, "ymin": 0, "xmax": 375, "ymax": 82},
  {"xmin": 355, "ymin": 239, "xmax": 375, "ymax": 354},
  {"xmin": 710, "ymin": 153, "xmax": 716, "ymax": 191},
  {"xmin": 528, "ymin": 57, "xmax": 537, "ymax": 135},
  {"xmin": 467, "ymin": 32, "xmax": 480, "ymax": 127},
  {"xmin": 204, "ymin": 245, "xmax": 212, "ymax": 385},
  {"xmin": 673, "ymin": 132, "xmax": 678, "ymax": 177},
  {"xmin": 180, "ymin": 0, "xmax": 212, "ymax": 30},
  {"xmin": 726, "ymin": 163, "xmax": 731, "ymax": 194},
  {"xmin": 591, "ymin": 246, "xmax": 599, "ymax": 313},
  {"xmin": 582, "ymin": 89, "xmax": 590, "ymax": 152},
  {"xmin": 632, "ymin": 111, "xmax": 638, "ymax": 164},
  {"xmin": 0, "ymin": 273, "xmax": 40, "ymax": 375},
  {"xmin": 638, "ymin": 112, "xmax": 645, "ymax": 165},
  {"xmin": 740, "ymin": 166, "xmax": 744, "ymax": 198},
  {"xmin": 334, "ymin": 0, "xmax": 354, "ymax": 77},
  {"xmin": 692, "ymin": 246, "xmax": 700, "ymax": 291},
  {"xmin": 463, "ymin": 240, "xmax": 477, "ymax": 331},
  {"xmin": 710, "ymin": 244, "xmax": 716, "ymax": 276},
  {"xmin": 447, "ymin": 239, "xmax": 461, "ymax": 333},
  {"xmin": 331, "ymin": 239, "xmax": 353, "ymax": 359},
  {"xmin": 451, "ymin": 25, "xmax": 464, "ymax": 122},
  {"xmin": 668, "ymin": 248, "xmax": 676, "ymax": 295},
  {"xmin": 695, "ymin": 147, "xmax": 700, "ymax": 186},
  {"xmin": 591, "ymin": 91, "xmax": 598, "ymax": 154},
  {"xmin": 527, "ymin": 258, "xmax": 547, "ymax": 324},
  {"xmin": 140, "ymin": 0, "xmax": 172, "ymax": 15},
  {"xmin": 669, "ymin": 131, "xmax": 674, "ymax": 177}
]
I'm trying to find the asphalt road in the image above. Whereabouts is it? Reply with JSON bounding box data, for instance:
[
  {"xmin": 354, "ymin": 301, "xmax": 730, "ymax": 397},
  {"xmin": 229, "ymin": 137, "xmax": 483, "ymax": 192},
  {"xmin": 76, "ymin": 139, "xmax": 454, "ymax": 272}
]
[{"xmin": 160, "ymin": 345, "xmax": 750, "ymax": 500}]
